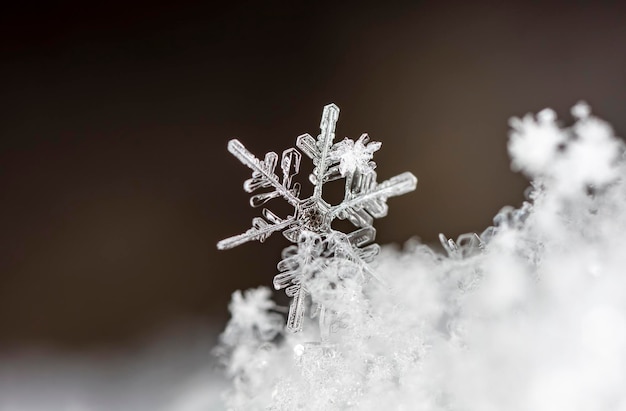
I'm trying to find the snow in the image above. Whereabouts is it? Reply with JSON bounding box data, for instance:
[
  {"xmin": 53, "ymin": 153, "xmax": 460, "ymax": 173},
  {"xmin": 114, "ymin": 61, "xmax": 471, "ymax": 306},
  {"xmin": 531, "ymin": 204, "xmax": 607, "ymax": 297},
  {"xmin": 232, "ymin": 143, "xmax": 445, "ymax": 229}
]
[{"xmin": 217, "ymin": 103, "xmax": 626, "ymax": 410}]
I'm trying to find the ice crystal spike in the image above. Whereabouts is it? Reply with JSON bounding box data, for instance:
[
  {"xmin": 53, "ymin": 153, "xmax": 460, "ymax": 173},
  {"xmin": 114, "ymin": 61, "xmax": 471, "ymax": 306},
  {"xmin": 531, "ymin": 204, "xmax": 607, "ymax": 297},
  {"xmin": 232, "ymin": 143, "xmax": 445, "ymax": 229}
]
[
  {"xmin": 439, "ymin": 232, "xmax": 484, "ymax": 259},
  {"xmin": 218, "ymin": 103, "xmax": 417, "ymax": 333}
]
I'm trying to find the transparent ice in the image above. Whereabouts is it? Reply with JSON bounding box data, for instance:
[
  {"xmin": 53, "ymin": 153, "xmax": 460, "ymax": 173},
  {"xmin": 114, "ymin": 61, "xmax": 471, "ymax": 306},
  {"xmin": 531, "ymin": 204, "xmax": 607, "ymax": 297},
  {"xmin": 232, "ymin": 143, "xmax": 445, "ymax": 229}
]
[{"xmin": 217, "ymin": 104, "xmax": 417, "ymax": 334}]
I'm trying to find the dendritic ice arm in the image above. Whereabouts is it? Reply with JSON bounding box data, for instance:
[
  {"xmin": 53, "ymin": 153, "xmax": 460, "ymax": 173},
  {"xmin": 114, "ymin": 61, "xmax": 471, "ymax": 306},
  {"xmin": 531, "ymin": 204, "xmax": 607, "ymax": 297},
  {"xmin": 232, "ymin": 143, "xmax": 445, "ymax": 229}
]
[
  {"xmin": 217, "ymin": 211, "xmax": 296, "ymax": 250},
  {"xmin": 217, "ymin": 139, "xmax": 303, "ymax": 250},
  {"xmin": 228, "ymin": 139, "xmax": 301, "ymax": 207},
  {"xmin": 217, "ymin": 103, "xmax": 418, "ymax": 335},
  {"xmin": 273, "ymin": 232, "xmax": 325, "ymax": 332},
  {"xmin": 331, "ymin": 171, "xmax": 418, "ymax": 227},
  {"xmin": 296, "ymin": 104, "xmax": 341, "ymax": 198}
]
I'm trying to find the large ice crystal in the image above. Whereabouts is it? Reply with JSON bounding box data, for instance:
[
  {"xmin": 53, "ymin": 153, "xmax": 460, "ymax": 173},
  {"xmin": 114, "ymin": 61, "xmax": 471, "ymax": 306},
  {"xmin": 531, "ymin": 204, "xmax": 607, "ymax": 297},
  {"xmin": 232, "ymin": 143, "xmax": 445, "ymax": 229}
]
[{"xmin": 217, "ymin": 104, "xmax": 417, "ymax": 334}]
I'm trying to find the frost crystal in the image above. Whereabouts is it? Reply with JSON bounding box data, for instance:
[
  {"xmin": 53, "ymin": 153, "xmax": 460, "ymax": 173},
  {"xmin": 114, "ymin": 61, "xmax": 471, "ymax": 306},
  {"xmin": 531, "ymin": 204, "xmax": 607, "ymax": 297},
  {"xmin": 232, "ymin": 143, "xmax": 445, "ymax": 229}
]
[
  {"xmin": 508, "ymin": 101, "xmax": 622, "ymax": 195},
  {"xmin": 218, "ymin": 104, "xmax": 417, "ymax": 334}
]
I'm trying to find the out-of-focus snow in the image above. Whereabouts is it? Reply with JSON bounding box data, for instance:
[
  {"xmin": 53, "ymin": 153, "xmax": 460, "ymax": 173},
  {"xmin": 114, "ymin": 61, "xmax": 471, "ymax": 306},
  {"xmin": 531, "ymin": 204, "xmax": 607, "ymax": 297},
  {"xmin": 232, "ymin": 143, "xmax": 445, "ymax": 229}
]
[
  {"xmin": 0, "ymin": 324, "xmax": 228, "ymax": 411},
  {"xmin": 508, "ymin": 107, "xmax": 565, "ymax": 177}
]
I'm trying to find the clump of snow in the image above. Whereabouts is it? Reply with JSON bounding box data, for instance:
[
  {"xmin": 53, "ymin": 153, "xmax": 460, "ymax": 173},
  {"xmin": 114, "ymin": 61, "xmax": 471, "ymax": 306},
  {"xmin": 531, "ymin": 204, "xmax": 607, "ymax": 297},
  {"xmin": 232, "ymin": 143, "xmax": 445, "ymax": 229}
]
[
  {"xmin": 217, "ymin": 104, "xmax": 626, "ymax": 410},
  {"xmin": 331, "ymin": 134, "xmax": 381, "ymax": 176},
  {"xmin": 508, "ymin": 101, "xmax": 623, "ymax": 197},
  {"xmin": 508, "ymin": 107, "xmax": 564, "ymax": 177},
  {"xmin": 220, "ymin": 287, "xmax": 284, "ymax": 347}
]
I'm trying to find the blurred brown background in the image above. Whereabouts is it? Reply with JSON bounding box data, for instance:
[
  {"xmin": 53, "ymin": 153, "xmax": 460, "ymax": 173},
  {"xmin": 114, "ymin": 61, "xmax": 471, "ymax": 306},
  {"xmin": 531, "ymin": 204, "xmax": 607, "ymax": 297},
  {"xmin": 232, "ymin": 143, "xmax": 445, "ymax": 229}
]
[{"xmin": 1, "ymin": 1, "xmax": 625, "ymax": 349}]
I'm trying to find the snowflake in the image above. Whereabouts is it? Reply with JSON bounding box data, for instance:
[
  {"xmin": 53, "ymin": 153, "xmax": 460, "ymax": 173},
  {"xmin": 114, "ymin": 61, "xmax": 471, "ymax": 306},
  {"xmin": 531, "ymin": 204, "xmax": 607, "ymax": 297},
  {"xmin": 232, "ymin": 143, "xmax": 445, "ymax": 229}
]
[{"xmin": 217, "ymin": 104, "xmax": 417, "ymax": 334}]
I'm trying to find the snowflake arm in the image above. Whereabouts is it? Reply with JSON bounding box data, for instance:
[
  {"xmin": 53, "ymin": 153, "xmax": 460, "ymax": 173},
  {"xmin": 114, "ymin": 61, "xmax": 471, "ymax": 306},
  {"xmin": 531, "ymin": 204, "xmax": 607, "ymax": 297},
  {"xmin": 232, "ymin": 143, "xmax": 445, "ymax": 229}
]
[
  {"xmin": 273, "ymin": 233, "xmax": 324, "ymax": 332},
  {"xmin": 227, "ymin": 139, "xmax": 301, "ymax": 207},
  {"xmin": 331, "ymin": 171, "xmax": 417, "ymax": 225},
  {"xmin": 296, "ymin": 103, "xmax": 341, "ymax": 198},
  {"xmin": 217, "ymin": 212, "xmax": 298, "ymax": 250}
]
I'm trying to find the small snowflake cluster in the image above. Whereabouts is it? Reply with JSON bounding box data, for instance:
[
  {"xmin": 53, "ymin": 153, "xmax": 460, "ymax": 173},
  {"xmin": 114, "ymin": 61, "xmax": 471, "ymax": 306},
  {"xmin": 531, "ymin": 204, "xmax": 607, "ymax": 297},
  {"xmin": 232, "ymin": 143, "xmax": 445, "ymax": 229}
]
[
  {"xmin": 508, "ymin": 101, "xmax": 623, "ymax": 196},
  {"xmin": 217, "ymin": 104, "xmax": 417, "ymax": 336}
]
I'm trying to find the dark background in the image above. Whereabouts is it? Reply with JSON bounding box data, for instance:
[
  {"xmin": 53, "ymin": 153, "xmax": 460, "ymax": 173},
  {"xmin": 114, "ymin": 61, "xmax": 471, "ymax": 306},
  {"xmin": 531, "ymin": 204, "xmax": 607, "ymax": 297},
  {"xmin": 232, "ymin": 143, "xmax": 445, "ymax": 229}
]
[{"xmin": 1, "ymin": 1, "xmax": 625, "ymax": 349}]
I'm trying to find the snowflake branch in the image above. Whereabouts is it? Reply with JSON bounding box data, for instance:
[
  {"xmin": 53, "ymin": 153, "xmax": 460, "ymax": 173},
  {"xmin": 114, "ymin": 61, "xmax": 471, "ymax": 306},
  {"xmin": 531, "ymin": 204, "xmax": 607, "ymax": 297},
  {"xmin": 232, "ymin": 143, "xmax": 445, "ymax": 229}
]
[
  {"xmin": 330, "ymin": 172, "xmax": 418, "ymax": 218},
  {"xmin": 296, "ymin": 104, "xmax": 340, "ymax": 199},
  {"xmin": 329, "ymin": 229, "xmax": 387, "ymax": 287},
  {"xmin": 228, "ymin": 139, "xmax": 300, "ymax": 207},
  {"xmin": 217, "ymin": 216, "xmax": 298, "ymax": 250}
]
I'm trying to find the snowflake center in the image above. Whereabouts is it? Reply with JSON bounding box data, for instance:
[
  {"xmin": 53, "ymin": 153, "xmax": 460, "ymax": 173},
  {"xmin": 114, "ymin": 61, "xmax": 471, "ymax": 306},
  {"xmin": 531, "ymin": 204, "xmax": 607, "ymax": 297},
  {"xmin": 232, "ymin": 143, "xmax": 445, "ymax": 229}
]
[
  {"xmin": 298, "ymin": 199, "xmax": 331, "ymax": 233},
  {"xmin": 303, "ymin": 208, "xmax": 324, "ymax": 230}
]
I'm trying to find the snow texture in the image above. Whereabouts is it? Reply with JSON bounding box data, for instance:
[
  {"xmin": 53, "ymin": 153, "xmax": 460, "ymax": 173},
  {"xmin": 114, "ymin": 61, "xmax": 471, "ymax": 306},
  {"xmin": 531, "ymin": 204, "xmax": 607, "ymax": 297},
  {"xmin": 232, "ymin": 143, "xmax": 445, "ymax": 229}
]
[
  {"xmin": 217, "ymin": 104, "xmax": 417, "ymax": 334},
  {"xmin": 217, "ymin": 103, "xmax": 626, "ymax": 411}
]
